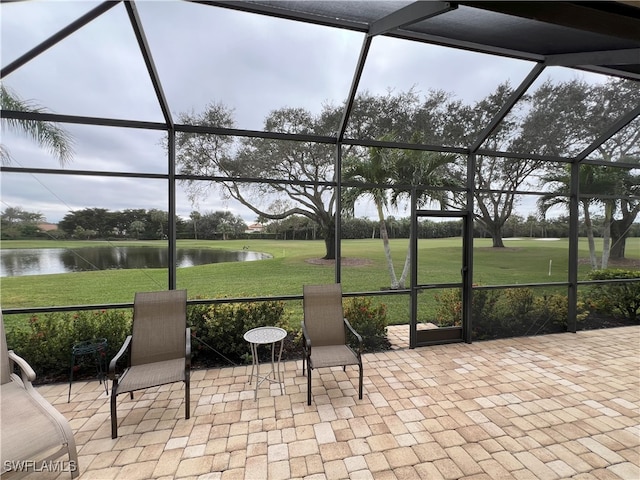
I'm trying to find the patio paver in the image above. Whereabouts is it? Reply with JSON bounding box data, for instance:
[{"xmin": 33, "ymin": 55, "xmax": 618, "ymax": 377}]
[{"xmin": 31, "ymin": 325, "xmax": 640, "ymax": 479}]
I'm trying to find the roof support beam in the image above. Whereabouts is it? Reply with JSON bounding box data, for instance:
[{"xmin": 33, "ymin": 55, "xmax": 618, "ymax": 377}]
[
  {"xmin": 575, "ymin": 104, "xmax": 640, "ymax": 162},
  {"xmin": 545, "ymin": 48, "xmax": 640, "ymax": 67},
  {"xmin": 368, "ymin": 1, "xmax": 456, "ymax": 37},
  {"xmin": 191, "ymin": 1, "xmax": 366, "ymax": 32},
  {"xmin": 126, "ymin": 1, "xmax": 176, "ymax": 288},
  {"xmin": 335, "ymin": 35, "xmax": 373, "ymax": 272},
  {"xmin": 576, "ymin": 65, "xmax": 640, "ymax": 82},
  {"xmin": 460, "ymin": 1, "xmax": 640, "ymax": 41},
  {"xmin": 469, "ymin": 62, "xmax": 545, "ymax": 154},
  {"xmin": 125, "ymin": 1, "xmax": 174, "ymax": 128},
  {"xmin": 1, "ymin": 1, "xmax": 122, "ymax": 80},
  {"xmin": 387, "ymin": 29, "xmax": 544, "ymax": 63},
  {"xmin": 337, "ymin": 36, "xmax": 372, "ymax": 143}
]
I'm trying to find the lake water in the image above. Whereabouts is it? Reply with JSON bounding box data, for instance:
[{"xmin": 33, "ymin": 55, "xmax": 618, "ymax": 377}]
[{"xmin": 0, "ymin": 246, "xmax": 271, "ymax": 277}]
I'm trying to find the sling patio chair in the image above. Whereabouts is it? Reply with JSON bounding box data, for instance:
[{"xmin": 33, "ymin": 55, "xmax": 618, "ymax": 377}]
[
  {"xmin": 109, "ymin": 289, "xmax": 190, "ymax": 438},
  {"xmin": 301, "ymin": 283, "xmax": 363, "ymax": 405},
  {"xmin": 1, "ymin": 314, "xmax": 79, "ymax": 479}
]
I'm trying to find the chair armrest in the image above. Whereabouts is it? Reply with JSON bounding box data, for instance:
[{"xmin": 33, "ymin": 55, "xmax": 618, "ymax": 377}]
[
  {"xmin": 301, "ymin": 321, "xmax": 311, "ymax": 352},
  {"xmin": 185, "ymin": 328, "xmax": 191, "ymax": 368},
  {"xmin": 109, "ymin": 335, "xmax": 132, "ymax": 379},
  {"xmin": 343, "ymin": 318, "xmax": 363, "ymax": 354},
  {"xmin": 7, "ymin": 350, "xmax": 36, "ymax": 386}
]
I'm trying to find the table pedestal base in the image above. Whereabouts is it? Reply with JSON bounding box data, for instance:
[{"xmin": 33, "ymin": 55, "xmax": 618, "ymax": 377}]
[{"xmin": 244, "ymin": 327, "xmax": 287, "ymax": 400}]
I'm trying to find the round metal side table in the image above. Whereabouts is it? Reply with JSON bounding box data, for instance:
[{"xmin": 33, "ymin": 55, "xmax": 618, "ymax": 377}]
[
  {"xmin": 68, "ymin": 338, "xmax": 109, "ymax": 402},
  {"xmin": 243, "ymin": 326, "xmax": 287, "ymax": 400}
]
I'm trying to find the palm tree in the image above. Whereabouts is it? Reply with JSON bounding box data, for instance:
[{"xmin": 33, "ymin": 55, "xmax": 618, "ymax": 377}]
[
  {"xmin": 190, "ymin": 211, "xmax": 201, "ymax": 240},
  {"xmin": 343, "ymin": 142, "xmax": 401, "ymax": 288},
  {"xmin": 538, "ymin": 165, "xmax": 619, "ymax": 269},
  {"xmin": 392, "ymin": 147, "xmax": 461, "ymax": 287},
  {"xmin": 343, "ymin": 136, "xmax": 458, "ymax": 289},
  {"xmin": 1, "ymin": 83, "xmax": 73, "ymax": 166}
]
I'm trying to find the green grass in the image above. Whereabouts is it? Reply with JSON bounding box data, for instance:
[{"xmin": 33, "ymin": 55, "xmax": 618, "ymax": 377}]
[{"xmin": 1, "ymin": 237, "xmax": 638, "ymax": 328}]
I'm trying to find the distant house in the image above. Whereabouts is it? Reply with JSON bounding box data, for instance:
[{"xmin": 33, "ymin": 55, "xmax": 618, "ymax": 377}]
[
  {"xmin": 245, "ymin": 223, "xmax": 263, "ymax": 234},
  {"xmin": 37, "ymin": 222, "xmax": 59, "ymax": 232}
]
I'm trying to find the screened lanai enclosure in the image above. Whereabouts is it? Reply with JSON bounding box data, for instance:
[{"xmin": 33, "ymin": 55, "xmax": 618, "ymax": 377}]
[{"xmin": 1, "ymin": 1, "xmax": 639, "ymax": 348}]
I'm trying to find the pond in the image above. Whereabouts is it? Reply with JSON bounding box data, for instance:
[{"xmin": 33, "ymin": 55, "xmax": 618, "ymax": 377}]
[{"xmin": 0, "ymin": 246, "xmax": 272, "ymax": 277}]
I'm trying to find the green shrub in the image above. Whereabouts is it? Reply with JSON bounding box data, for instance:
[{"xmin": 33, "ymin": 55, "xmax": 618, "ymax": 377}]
[
  {"xmin": 494, "ymin": 288, "xmax": 535, "ymax": 322},
  {"xmin": 189, "ymin": 300, "xmax": 292, "ymax": 364},
  {"xmin": 434, "ymin": 287, "xmax": 500, "ymax": 329},
  {"xmin": 433, "ymin": 289, "xmax": 463, "ymax": 327},
  {"xmin": 343, "ymin": 296, "xmax": 390, "ymax": 352},
  {"xmin": 188, "ymin": 296, "xmax": 392, "ymax": 363},
  {"xmin": 6, "ymin": 294, "xmax": 393, "ymax": 380},
  {"xmin": 530, "ymin": 292, "xmax": 588, "ymax": 331},
  {"xmin": 186, "ymin": 300, "xmax": 210, "ymax": 351},
  {"xmin": 5, "ymin": 309, "xmax": 131, "ymax": 382},
  {"xmin": 434, "ymin": 287, "xmax": 587, "ymax": 340},
  {"xmin": 586, "ymin": 269, "xmax": 640, "ymax": 322}
]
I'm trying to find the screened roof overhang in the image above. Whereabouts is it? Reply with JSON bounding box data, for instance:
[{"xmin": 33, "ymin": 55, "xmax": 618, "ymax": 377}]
[
  {"xmin": 2, "ymin": 0, "xmax": 639, "ymax": 159},
  {"xmin": 205, "ymin": 1, "xmax": 640, "ymax": 80}
]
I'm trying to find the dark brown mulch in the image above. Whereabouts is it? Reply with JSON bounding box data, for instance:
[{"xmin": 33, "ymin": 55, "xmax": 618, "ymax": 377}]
[{"xmin": 578, "ymin": 312, "xmax": 638, "ymax": 331}]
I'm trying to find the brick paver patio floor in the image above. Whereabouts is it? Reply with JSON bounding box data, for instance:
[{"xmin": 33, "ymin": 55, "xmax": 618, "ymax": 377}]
[{"xmin": 35, "ymin": 325, "xmax": 639, "ymax": 479}]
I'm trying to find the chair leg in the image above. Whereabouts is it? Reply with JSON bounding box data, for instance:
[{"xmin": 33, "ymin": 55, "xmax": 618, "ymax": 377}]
[
  {"xmin": 68, "ymin": 352, "xmax": 75, "ymax": 403},
  {"xmin": 185, "ymin": 376, "xmax": 190, "ymax": 419},
  {"xmin": 307, "ymin": 364, "xmax": 312, "ymax": 406},
  {"xmin": 67, "ymin": 428, "xmax": 80, "ymax": 479},
  {"xmin": 111, "ymin": 387, "xmax": 118, "ymax": 439}
]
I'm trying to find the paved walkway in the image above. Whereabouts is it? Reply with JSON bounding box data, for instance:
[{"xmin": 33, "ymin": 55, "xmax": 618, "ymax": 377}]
[{"xmin": 35, "ymin": 325, "xmax": 639, "ymax": 479}]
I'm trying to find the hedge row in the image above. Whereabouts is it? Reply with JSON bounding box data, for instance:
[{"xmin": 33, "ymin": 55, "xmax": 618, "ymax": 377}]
[
  {"xmin": 5, "ymin": 269, "xmax": 637, "ymax": 382},
  {"xmin": 6, "ymin": 297, "xmax": 389, "ymax": 383}
]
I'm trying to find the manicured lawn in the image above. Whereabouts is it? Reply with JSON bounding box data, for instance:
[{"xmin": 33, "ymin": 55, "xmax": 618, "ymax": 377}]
[{"xmin": 1, "ymin": 237, "xmax": 638, "ymax": 328}]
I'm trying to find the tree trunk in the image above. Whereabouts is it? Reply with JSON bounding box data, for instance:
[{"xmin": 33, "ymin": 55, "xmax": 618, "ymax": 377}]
[
  {"xmin": 601, "ymin": 202, "xmax": 613, "ymax": 270},
  {"xmin": 610, "ymin": 219, "xmax": 627, "ymax": 259},
  {"xmin": 323, "ymin": 230, "xmax": 336, "ymax": 260},
  {"xmin": 398, "ymin": 247, "xmax": 410, "ymax": 290},
  {"xmin": 397, "ymin": 222, "xmax": 413, "ymax": 289},
  {"xmin": 481, "ymin": 217, "xmax": 506, "ymax": 247},
  {"xmin": 377, "ymin": 202, "xmax": 399, "ymax": 289},
  {"xmin": 490, "ymin": 224, "xmax": 505, "ymax": 247},
  {"xmin": 321, "ymin": 215, "xmax": 336, "ymax": 260},
  {"xmin": 492, "ymin": 236, "xmax": 505, "ymax": 247},
  {"xmin": 583, "ymin": 202, "xmax": 598, "ymax": 269}
]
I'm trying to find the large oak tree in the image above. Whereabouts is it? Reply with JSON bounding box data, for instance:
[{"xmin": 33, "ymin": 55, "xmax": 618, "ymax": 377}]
[
  {"xmin": 176, "ymin": 103, "xmax": 339, "ymax": 258},
  {"xmin": 527, "ymin": 79, "xmax": 640, "ymax": 262}
]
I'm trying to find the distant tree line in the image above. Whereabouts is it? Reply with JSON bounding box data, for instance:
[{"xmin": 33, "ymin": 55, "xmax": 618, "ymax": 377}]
[
  {"xmin": 279, "ymin": 214, "xmax": 640, "ymax": 241},
  {"xmin": 1, "ymin": 206, "xmax": 46, "ymax": 239},
  {"xmin": 1, "ymin": 208, "xmax": 246, "ymax": 241},
  {"xmin": 3, "ymin": 206, "xmax": 638, "ymax": 241}
]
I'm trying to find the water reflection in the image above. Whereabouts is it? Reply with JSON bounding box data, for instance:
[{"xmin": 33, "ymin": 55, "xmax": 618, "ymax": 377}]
[{"xmin": 0, "ymin": 247, "xmax": 271, "ymax": 277}]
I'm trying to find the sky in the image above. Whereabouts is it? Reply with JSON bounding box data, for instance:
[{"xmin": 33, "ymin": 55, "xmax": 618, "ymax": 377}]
[{"xmin": 0, "ymin": 0, "xmax": 611, "ymax": 226}]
